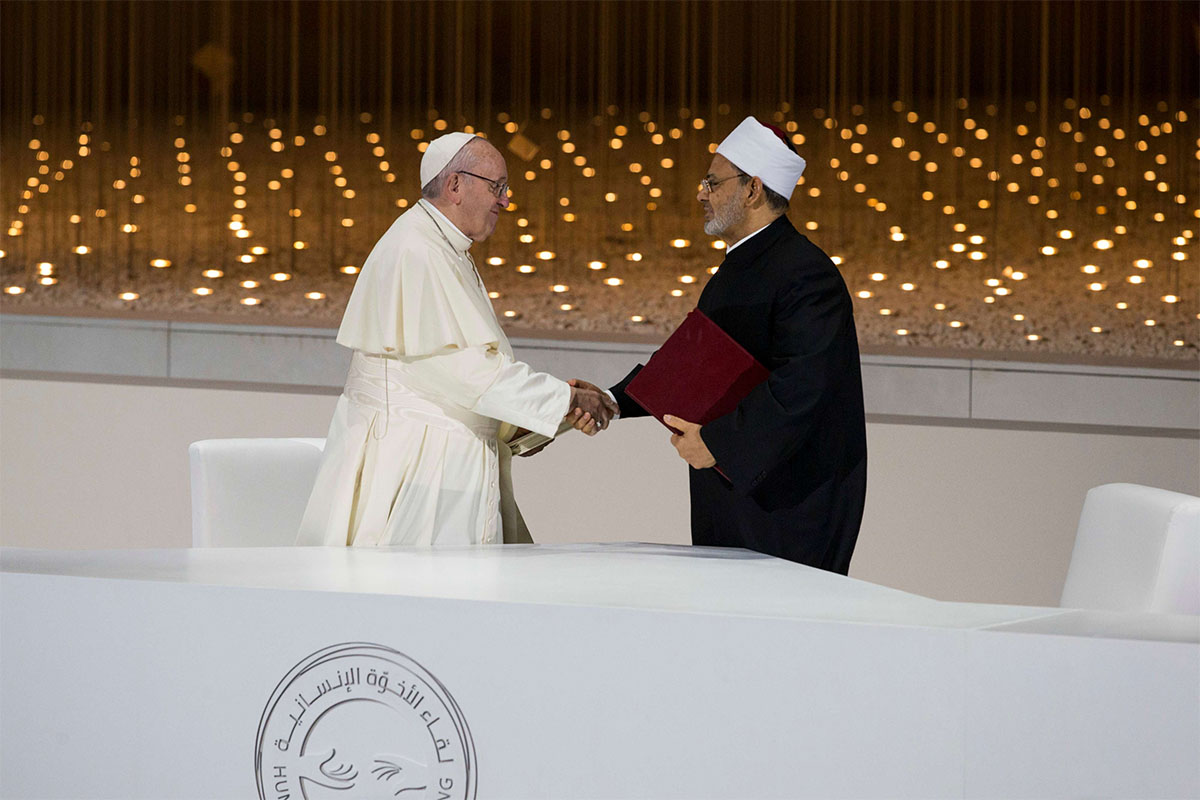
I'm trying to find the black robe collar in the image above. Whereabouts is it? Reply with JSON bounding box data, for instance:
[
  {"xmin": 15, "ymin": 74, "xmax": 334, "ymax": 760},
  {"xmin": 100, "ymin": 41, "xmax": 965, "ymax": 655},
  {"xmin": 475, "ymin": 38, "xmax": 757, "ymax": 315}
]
[{"xmin": 717, "ymin": 214, "xmax": 795, "ymax": 272}]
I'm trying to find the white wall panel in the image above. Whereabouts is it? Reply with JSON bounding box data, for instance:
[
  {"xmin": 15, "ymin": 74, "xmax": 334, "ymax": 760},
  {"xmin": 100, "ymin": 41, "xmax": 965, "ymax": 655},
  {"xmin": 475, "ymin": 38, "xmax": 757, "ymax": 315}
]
[
  {"xmin": 972, "ymin": 364, "xmax": 1200, "ymax": 429},
  {"xmin": 5, "ymin": 313, "xmax": 1197, "ymax": 432},
  {"xmin": 168, "ymin": 322, "xmax": 352, "ymax": 386},
  {"xmin": 0, "ymin": 315, "xmax": 169, "ymax": 376},
  {"xmin": 861, "ymin": 356, "xmax": 971, "ymax": 418}
]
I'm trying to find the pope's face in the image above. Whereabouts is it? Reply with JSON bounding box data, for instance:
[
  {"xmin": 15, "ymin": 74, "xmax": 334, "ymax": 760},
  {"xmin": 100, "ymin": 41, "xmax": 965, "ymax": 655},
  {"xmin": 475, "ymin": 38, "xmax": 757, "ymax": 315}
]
[{"xmin": 455, "ymin": 145, "xmax": 510, "ymax": 242}]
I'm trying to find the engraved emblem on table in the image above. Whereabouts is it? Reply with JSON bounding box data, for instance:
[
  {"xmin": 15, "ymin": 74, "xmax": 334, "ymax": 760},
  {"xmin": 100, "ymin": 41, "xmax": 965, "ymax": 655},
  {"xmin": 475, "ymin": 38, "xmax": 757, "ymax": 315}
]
[{"xmin": 256, "ymin": 642, "xmax": 476, "ymax": 800}]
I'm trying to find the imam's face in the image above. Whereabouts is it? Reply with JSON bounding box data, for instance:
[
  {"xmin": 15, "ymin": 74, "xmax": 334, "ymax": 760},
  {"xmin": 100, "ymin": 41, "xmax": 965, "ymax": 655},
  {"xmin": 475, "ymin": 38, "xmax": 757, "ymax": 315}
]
[{"xmin": 698, "ymin": 154, "xmax": 747, "ymax": 237}]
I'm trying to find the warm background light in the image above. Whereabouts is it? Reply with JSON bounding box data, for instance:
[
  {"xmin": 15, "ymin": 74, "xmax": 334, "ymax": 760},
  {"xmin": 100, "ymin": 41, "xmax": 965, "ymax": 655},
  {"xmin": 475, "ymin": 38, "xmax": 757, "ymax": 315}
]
[{"xmin": 0, "ymin": 2, "xmax": 1192, "ymax": 360}]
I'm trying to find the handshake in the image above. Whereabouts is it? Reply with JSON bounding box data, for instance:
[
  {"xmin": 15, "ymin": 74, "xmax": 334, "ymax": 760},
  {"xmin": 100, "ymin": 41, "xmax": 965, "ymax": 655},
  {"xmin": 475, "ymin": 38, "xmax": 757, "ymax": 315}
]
[
  {"xmin": 512, "ymin": 379, "xmax": 618, "ymax": 458},
  {"xmin": 565, "ymin": 378, "xmax": 619, "ymax": 435}
]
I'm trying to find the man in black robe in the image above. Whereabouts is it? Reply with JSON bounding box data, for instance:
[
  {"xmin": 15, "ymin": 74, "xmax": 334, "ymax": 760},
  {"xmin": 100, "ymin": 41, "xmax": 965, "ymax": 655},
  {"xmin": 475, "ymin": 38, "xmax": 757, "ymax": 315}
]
[{"xmin": 606, "ymin": 116, "xmax": 868, "ymax": 573}]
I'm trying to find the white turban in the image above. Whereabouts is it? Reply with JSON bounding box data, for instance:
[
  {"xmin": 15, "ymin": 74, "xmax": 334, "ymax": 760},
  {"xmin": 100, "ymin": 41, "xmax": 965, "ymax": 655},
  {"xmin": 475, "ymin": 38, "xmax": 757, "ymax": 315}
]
[
  {"xmin": 715, "ymin": 117, "xmax": 807, "ymax": 200},
  {"xmin": 420, "ymin": 131, "xmax": 478, "ymax": 187}
]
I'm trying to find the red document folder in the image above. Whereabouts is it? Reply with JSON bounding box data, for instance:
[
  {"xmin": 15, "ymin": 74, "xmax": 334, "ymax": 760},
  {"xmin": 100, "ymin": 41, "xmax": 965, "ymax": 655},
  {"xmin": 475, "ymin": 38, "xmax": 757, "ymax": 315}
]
[{"xmin": 625, "ymin": 309, "xmax": 770, "ymax": 435}]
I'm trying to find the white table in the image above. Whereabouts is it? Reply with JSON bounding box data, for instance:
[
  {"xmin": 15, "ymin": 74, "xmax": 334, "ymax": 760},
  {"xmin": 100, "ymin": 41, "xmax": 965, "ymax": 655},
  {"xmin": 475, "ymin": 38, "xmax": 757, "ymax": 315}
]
[{"xmin": 2, "ymin": 543, "xmax": 1197, "ymax": 799}]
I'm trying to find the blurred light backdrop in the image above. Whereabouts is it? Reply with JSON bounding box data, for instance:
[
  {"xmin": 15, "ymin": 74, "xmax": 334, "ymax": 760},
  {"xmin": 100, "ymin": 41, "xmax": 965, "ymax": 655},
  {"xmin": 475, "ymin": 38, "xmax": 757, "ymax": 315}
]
[{"xmin": 1, "ymin": 0, "xmax": 1196, "ymax": 358}]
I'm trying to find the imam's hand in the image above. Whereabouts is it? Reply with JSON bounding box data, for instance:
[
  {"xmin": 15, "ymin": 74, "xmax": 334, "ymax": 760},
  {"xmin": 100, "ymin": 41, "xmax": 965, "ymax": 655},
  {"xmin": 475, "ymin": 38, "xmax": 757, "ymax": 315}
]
[{"xmin": 663, "ymin": 414, "xmax": 716, "ymax": 469}]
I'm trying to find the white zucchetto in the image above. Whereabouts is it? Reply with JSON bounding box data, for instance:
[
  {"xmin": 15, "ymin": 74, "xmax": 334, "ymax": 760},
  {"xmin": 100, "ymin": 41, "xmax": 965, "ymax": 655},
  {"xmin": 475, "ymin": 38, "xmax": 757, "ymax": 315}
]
[
  {"xmin": 715, "ymin": 116, "xmax": 807, "ymax": 200},
  {"xmin": 420, "ymin": 131, "xmax": 478, "ymax": 187}
]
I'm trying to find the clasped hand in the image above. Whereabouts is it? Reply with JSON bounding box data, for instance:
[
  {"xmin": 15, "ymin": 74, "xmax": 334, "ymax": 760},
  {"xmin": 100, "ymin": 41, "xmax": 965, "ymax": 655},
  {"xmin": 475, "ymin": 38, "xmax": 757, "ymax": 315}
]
[
  {"xmin": 566, "ymin": 378, "xmax": 618, "ymax": 435},
  {"xmin": 514, "ymin": 378, "xmax": 616, "ymax": 458}
]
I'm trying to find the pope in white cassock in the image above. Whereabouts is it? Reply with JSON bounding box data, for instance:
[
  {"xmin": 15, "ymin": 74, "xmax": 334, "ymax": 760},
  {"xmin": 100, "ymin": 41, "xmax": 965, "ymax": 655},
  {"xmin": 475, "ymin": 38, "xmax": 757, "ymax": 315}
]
[{"xmin": 297, "ymin": 132, "xmax": 614, "ymax": 548}]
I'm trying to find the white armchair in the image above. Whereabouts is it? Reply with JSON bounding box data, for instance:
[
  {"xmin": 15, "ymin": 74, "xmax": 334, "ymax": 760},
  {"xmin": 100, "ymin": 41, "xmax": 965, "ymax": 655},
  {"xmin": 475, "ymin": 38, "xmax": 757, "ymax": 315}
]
[
  {"xmin": 188, "ymin": 438, "xmax": 326, "ymax": 547},
  {"xmin": 1060, "ymin": 483, "xmax": 1200, "ymax": 615}
]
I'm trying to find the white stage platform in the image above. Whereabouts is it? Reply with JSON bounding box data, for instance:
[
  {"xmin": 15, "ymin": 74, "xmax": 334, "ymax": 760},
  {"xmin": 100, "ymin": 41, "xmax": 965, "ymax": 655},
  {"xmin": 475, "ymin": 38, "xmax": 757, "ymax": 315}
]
[{"xmin": 2, "ymin": 543, "xmax": 1197, "ymax": 799}]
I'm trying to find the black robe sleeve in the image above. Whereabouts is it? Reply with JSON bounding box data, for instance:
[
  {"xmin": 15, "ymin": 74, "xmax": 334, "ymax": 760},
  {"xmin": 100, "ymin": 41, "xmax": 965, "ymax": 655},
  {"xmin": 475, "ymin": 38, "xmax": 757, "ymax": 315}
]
[
  {"xmin": 609, "ymin": 364, "xmax": 649, "ymax": 419},
  {"xmin": 699, "ymin": 267, "xmax": 853, "ymax": 494}
]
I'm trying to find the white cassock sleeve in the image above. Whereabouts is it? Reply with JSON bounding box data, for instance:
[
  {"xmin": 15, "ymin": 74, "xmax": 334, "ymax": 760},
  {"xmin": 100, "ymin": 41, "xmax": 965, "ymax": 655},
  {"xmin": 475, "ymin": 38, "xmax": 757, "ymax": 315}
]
[{"xmin": 400, "ymin": 345, "xmax": 571, "ymax": 438}]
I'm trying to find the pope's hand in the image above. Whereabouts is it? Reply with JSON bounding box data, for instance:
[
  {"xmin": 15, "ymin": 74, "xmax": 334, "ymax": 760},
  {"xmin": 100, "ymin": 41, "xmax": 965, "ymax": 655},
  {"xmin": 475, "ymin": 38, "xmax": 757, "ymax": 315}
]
[
  {"xmin": 663, "ymin": 415, "xmax": 716, "ymax": 469},
  {"xmin": 567, "ymin": 379, "xmax": 618, "ymax": 435}
]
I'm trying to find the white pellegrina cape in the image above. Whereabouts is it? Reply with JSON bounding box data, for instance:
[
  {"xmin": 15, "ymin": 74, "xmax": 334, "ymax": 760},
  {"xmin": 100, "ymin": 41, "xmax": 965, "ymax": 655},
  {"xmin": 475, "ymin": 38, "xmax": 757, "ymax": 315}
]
[{"xmin": 296, "ymin": 199, "xmax": 570, "ymax": 546}]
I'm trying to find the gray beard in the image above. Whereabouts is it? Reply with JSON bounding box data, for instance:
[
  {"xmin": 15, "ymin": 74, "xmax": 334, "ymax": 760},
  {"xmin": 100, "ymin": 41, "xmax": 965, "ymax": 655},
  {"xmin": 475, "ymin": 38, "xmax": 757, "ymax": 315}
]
[{"xmin": 704, "ymin": 202, "xmax": 741, "ymax": 236}]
